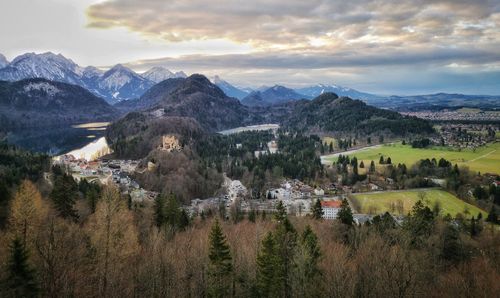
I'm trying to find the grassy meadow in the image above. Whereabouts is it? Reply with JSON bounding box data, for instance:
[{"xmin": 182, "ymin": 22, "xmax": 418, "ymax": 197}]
[
  {"xmin": 350, "ymin": 189, "xmax": 487, "ymax": 218},
  {"xmin": 324, "ymin": 141, "xmax": 500, "ymax": 175}
]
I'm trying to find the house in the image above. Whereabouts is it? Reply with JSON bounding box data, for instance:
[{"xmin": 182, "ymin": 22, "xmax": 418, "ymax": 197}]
[
  {"xmin": 353, "ymin": 214, "xmax": 373, "ymax": 225},
  {"xmin": 236, "ymin": 143, "xmax": 242, "ymax": 149},
  {"xmin": 268, "ymin": 140, "xmax": 279, "ymax": 154},
  {"xmin": 314, "ymin": 188, "xmax": 325, "ymax": 196},
  {"xmin": 321, "ymin": 200, "xmax": 342, "ymax": 220}
]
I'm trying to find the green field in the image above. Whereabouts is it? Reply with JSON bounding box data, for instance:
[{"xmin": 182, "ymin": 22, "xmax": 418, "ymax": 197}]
[
  {"xmin": 350, "ymin": 189, "xmax": 487, "ymax": 217},
  {"xmin": 324, "ymin": 142, "xmax": 500, "ymax": 174}
]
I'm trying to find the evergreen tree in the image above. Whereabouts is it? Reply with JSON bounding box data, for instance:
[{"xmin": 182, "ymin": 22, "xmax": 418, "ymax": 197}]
[
  {"xmin": 386, "ymin": 157, "xmax": 392, "ymax": 164},
  {"xmin": 486, "ymin": 206, "xmax": 498, "ymax": 224},
  {"xmin": 441, "ymin": 224, "xmax": 464, "ymax": 263},
  {"xmin": 369, "ymin": 160, "xmax": 376, "ymax": 173},
  {"xmin": 337, "ymin": 198, "xmax": 354, "ymax": 226},
  {"xmin": 165, "ymin": 193, "xmax": 180, "ymax": 229},
  {"xmin": 154, "ymin": 195, "xmax": 166, "ymax": 227},
  {"xmin": 379, "ymin": 156, "xmax": 385, "ymax": 164},
  {"xmin": 256, "ymin": 232, "xmax": 278, "ymax": 297},
  {"xmin": 273, "ymin": 216, "xmax": 297, "ymax": 298},
  {"xmin": 248, "ymin": 208, "xmax": 256, "ymax": 223},
  {"xmin": 311, "ymin": 199, "xmax": 323, "ymax": 220},
  {"xmin": 178, "ymin": 209, "xmax": 190, "ymax": 231},
  {"xmin": 4, "ymin": 237, "xmax": 38, "ymax": 297},
  {"xmin": 359, "ymin": 161, "xmax": 365, "ymax": 168},
  {"xmin": 208, "ymin": 219, "xmax": 233, "ymax": 298},
  {"xmin": 50, "ymin": 173, "xmax": 79, "ymax": 221},
  {"xmin": 403, "ymin": 200, "xmax": 435, "ymax": 246},
  {"xmin": 300, "ymin": 225, "xmax": 321, "ymax": 282},
  {"xmin": 274, "ymin": 200, "xmax": 287, "ymax": 222},
  {"xmin": 470, "ymin": 216, "xmax": 478, "ymax": 237}
]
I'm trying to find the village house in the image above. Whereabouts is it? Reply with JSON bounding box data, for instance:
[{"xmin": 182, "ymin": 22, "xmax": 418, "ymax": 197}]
[{"xmin": 321, "ymin": 200, "xmax": 343, "ymax": 220}]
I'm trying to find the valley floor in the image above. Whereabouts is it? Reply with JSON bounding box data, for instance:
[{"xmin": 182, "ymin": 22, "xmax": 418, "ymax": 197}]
[{"xmin": 322, "ymin": 141, "xmax": 500, "ymax": 175}]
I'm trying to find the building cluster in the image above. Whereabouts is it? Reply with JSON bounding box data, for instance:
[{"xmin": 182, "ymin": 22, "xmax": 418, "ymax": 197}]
[
  {"xmin": 254, "ymin": 140, "xmax": 280, "ymax": 157},
  {"xmin": 223, "ymin": 176, "xmax": 248, "ymax": 202},
  {"xmin": 54, "ymin": 155, "xmax": 157, "ymax": 203},
  {"xmin": 432, "ymin": 124, "xmax": 498, "ymax": 149},
  {"xmin": 402, "ymin": 110, "xmax": 500, "ymax": 122}
]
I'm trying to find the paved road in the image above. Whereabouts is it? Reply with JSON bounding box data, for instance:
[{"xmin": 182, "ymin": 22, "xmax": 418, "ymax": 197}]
[{"xmin": 320, "ymin": 144, "xmax": 385, "ymax": 165}]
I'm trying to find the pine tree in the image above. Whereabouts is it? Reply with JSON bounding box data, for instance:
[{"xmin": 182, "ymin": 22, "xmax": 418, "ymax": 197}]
[
  {"xmin": 311, "ymin": 199, "xmax": 323, "ymax": 220},
  {"xmin": 359, "ymin": 161, "xmax": 365, "ymax": 168},
  {"xmin": 486, "ymin": 206, "xmax": 498, "ymax": 224},
  {"xmin": 337, "ymin": 198, "xmax": 354, "ymax": 226},
  {"xmin": 274, "ymin": 200, "xmax": 287, "ymax": 222},
  {"xmin": 273, "ymin": 217, "xmax": 297, "ymax": 298},
  {"xmin": 403, "ymin": 200, "xmax": 435, "ymax": 247},
  {"xmin": 50, "ymin": 174, "xmax": 79, "ymax": 221},
  {"xmin": 470, "ymin": 216, "xmax": 478, "ymax": 237},
  {"xmin": 4, "ymin": 237, "xmax": 38, "ymax": 297},
  {"xmin": 300, "ymin": 225, "xmax": 321, "ymax": 280},
  {"xmin": 386, "ymin": 157, "xmax": 392, "ymax": 164},
  {"xmin": 208, "ymin": 219, "xmax": 233, "ymax": 298},
  {"xmin": 379, "ymin": 156, "xmax": 385, "ymax": 164},
  {"xmin": 441, "ymin": 224, "xmax": 464, "ymax": 263},
  {"xmin": 165, "ymin": 193, "xmax": 180, "ymax": 229},
  {"xmin": 154, "ymin": 195, "xmax": 166, "ymax": 227},
  {"xmin": 178, "ymin": 209, "xmax": 190, "ymax": 231},
  {"xmin": 369, "ymin": 160, "xmax": 376, "ymax": 173},
  {"xmin": 248, "ymin": 208, "xmax": 256, "ymax": 223},
  {"xmin": 256, "ymin": 232, "xmax": 278, "ymax": 297}
]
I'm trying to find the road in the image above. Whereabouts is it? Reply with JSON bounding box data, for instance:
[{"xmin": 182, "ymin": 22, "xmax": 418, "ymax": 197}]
[{"xmin": 320, "ymin": 144, "xmax": 385, "ymax": 165}]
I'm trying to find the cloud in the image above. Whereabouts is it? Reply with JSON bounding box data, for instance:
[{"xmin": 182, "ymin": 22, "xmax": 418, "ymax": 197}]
[
  {"xmin": 87, "ymin": 0, "xmax": 499, "ymax": 48},
  {"xmin": 84, "ymin": 0, "xmax": 500, "ymax": 94}
]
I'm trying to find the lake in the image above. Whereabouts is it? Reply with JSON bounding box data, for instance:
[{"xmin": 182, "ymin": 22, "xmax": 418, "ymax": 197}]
[{"xmin": 6, "ymin": 122, "xmax": 111, "ymax": 157}]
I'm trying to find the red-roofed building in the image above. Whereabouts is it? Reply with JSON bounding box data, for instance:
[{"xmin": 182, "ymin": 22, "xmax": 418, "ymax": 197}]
[{"xmin": 321, "ymin": 200, "xmax": 343, "ymax": 219}]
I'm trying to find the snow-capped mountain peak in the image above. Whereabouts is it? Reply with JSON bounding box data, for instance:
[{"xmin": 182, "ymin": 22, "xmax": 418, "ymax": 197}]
[
  {"xmin": 0, "ymin": 54, "xmax": 9, "ymax": 69},
  {"xmin": 174, "ymin": 71, "xmax": 187, "ymax": 78},
  {"xmin": 211, "ymin": 75, "xmax": 250, "ymax": 99},
  {"xmin": 142, "ymin": 67, "xmax": 187, "ymax": 83}
]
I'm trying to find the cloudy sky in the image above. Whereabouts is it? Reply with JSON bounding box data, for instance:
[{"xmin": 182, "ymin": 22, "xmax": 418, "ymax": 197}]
[{"xmin": 1, "ymin": 0, "xmax": 499, "ymax": 95}]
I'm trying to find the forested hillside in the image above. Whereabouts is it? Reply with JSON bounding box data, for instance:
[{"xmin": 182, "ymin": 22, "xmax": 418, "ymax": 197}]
[{"xmin": 282, "ymin": 93, "xmax": 434, "ymax": 136}]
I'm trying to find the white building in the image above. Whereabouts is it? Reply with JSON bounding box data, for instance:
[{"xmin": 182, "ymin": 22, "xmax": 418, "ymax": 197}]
[{"xmin": 321, "ymin": 200, "xmax": 342, "ymax": 219}]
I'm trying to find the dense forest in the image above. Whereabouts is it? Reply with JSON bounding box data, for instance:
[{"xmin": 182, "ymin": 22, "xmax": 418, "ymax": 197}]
[
  {"xmin": 0, "ymin": 178, "xmax": 499, "ymax": 297},
  {"xmin": 282, "ymin": 93, "xmax": 434, "ymax": 136},
  {"xmin": 0, "ymin": 142, "xmax": 50, "ymax": 226}
]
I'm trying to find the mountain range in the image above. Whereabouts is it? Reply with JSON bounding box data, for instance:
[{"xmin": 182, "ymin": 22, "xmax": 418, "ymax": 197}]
[
  {"xmin": 0, "ymin": 52, "xmax": 498, "ymax": 111},
  {"xmin": 241, "ymin": 85, "xmax": 306, "ymax": 107},
  {"xmin": 0, "ymin": 52, "xmax": 186, "ymax": 103},
  {"xmin": 0, "ymin": 78, "xmax": 116, "ymax": 131}
]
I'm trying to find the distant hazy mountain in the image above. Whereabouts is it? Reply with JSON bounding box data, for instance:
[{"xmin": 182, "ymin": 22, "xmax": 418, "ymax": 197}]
[
  {"xmin": 295, "ymin": 84, "xmax": 378, "ymax": 100},
  {"xmin": 212, "ymin": 75, "xmax": 249, "ymax": 99},
  {"xmin": 0, "ymin": 54, "xmax": 8, "ymax": 69},
  {"xmin": 241, "ymin": 85, "xmax": 306, "ymax": 107},
  {"xmin": 97, "ymin": 64, "xmax": 154, "ymax": 102},
  {"xmin": 142, "ymin": 66, "xmax": 187, "ymax": 83},
  {"xmin": 0, "ymin": 78, "xmax": 116, "ymax": 131},
  {"xmin": 373, "ymin": 93, "xmax": 500, "ymax": 111},
  {"xmin": 0, "ymin": 52, "xmax": 191, "ymax": 104}
]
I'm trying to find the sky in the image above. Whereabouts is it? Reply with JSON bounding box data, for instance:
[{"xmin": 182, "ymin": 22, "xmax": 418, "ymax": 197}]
[{"xmin": 0, "ymin": 0, "xmax": 499, "ymax": 95}]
